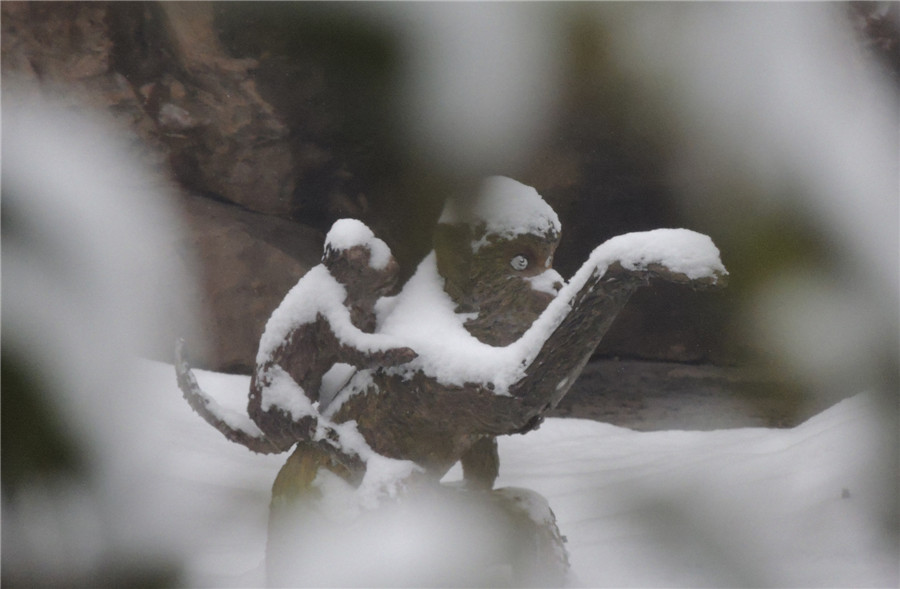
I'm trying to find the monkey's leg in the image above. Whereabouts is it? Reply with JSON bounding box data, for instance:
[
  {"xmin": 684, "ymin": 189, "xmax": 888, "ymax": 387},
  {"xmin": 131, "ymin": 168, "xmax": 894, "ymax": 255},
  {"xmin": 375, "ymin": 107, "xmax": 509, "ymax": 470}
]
[
  {"xmin": 461, "ymin": 436, "xmax": 500, "ymax": 491},
  {"xmin": 266, "ymin": 441, "xmax": 364, "ymax": 585}
]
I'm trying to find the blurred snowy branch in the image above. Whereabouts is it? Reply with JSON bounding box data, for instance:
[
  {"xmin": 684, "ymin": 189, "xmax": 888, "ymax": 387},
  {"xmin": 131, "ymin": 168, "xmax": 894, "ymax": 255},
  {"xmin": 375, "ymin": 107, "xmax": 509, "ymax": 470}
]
[{"xmin": 2, "ymin": 90, "xmax": 200, "ymax": 586}]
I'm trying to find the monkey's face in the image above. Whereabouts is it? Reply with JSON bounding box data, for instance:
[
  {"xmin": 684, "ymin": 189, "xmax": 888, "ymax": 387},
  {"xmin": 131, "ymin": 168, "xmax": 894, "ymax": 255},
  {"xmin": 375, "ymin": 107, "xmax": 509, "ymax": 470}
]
[
  {"xmin": 326, "ymin": 244, "xmax": 402, "ymax": 301},
  {"xmin": 325, "ymin": 244, "xmax": 402, "ymax": 333},
  {"xmin": 434, "ymin": 223, "xmax": 563, "ymax": 346}
]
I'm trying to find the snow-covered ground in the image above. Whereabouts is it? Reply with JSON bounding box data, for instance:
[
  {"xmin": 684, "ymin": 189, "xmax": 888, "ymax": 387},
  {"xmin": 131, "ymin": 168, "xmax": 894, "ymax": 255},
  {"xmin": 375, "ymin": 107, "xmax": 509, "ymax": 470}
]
[{"xmin": 133, "ymin": 360, "xmax": 896, "ymax": 587}]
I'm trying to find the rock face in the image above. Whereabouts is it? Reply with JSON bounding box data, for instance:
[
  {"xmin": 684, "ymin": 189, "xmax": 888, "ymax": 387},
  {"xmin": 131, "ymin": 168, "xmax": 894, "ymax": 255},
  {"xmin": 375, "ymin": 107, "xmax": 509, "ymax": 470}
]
[
  {"xmin": 119, "ymin": 2, "xmax": 299, "ymax": 217},
  {"xmin": 1, "ymin": 2, "xmax": 329, "ymax": 371},
  {"xmin": 178, "ymin": 193, "xmax": 324, "ymax": 373}
]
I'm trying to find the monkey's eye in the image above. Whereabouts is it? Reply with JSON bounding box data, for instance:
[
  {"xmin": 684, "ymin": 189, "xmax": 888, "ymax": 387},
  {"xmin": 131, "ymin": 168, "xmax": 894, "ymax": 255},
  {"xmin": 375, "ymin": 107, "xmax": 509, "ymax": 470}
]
[{"xmin": 510, "ymin": 255, "xmax": 529, "ymax": 271}]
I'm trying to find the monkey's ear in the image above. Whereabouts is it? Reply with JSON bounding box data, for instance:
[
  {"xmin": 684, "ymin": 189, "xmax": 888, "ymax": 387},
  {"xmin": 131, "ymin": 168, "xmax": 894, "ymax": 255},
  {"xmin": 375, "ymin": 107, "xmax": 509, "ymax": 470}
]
[{"xmin": 434, "ymin": 222, "xmax": 475, "ymax": 308}]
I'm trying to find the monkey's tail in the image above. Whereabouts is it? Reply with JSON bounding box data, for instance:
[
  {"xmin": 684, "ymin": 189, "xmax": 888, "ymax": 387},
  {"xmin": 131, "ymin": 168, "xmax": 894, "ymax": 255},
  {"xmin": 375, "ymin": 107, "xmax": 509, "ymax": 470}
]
[{"xmin": 175, "ymin": 339, "xmax": 284, "ymax": 454}]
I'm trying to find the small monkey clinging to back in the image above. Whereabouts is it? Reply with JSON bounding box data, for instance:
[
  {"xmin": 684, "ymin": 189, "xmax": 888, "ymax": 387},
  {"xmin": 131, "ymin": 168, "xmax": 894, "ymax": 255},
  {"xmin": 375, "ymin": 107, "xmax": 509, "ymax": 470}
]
[{"xmin": 175, "ymin": 218, "xmax": 417, "ymax": 454}]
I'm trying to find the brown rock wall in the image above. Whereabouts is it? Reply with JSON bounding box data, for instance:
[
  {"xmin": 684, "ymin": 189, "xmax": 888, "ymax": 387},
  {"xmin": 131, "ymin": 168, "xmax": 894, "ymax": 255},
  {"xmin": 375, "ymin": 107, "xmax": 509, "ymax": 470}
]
[
  {"xmin": 178, "ymin": 193, "xmax": 323, "ymax": 373},
  {"xmin": 2, "ymin": 2, "xmax": 326, "ymax": 372}
]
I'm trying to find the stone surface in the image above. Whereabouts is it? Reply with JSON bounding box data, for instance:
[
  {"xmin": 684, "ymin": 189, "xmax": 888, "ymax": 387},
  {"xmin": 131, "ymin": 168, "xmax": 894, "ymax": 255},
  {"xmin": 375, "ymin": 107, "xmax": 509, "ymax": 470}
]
[
  {"xmin": 1, "ymin": 2, "xmax": 326, "ymax": 372},
  {"xmin": 177, "ymin": 192, "xmax": 324, "ymax": 373},
  {"xmin": 110, "ymin": 2, "xmax": 299, "ymax": 217}
]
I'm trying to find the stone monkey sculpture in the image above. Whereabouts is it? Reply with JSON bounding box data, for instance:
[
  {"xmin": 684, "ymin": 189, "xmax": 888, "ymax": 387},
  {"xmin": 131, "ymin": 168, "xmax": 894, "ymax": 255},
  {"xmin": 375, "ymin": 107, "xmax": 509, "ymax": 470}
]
[
  {"xmin": 247, "ymin": 219, "xmax": 418, "ymax": 454},
  {"xmin": 175, "ymin": 218, "xmax": 417, "ymax": 456},
  {"xmin": 266, "ymin": 177, "xmax": 571, "ymax": 495},
  {"xmin": 323, "ymin": 177, "xmax": 727, "ymax": 489},
  {"xmin": 179, "ymin": 176, "xmax": 726, "ymax": 586}
]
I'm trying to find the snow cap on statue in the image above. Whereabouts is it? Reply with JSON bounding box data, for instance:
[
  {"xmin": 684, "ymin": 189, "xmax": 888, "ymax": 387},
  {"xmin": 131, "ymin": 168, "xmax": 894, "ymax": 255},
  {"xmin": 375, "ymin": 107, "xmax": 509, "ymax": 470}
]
[
  {"xmin": 439, "ymin": 176, "xmax": 561, "ymax": 247},
  {"xmin": 324, "ymin": 218, "xmax": 392, "ymax": 270}
]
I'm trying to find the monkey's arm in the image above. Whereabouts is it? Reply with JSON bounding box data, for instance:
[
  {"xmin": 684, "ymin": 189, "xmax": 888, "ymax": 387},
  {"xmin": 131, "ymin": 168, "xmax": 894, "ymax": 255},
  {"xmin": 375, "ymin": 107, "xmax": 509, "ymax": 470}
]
[
  {"xmin": 510, "ymin": 258, "xmax": 726, "ymax": 419},
  {"xmin": 326, "ymin": 311, "xmax": 418, "ymax": 369}
]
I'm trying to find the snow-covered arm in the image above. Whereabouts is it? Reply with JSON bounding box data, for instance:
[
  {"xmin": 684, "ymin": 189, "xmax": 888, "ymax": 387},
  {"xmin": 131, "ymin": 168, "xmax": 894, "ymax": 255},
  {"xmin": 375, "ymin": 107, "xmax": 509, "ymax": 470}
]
[
  {"xmin": 325, "ymin": 307, "xmax": 419, "ymax": 369},
  {"xmin": 510, "ymin": 229, "xmax": 727, "ymax": 413},
  {"xmin": 258, "ymin": 265, "xmax": 417, "ymax": 373}
]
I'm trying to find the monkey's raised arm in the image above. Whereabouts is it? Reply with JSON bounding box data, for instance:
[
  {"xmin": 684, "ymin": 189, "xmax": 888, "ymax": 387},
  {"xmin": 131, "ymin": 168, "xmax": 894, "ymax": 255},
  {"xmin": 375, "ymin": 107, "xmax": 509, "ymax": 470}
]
[{"xmin": 509, "ymin": 233, "xmax": 727, "ymax": 420}]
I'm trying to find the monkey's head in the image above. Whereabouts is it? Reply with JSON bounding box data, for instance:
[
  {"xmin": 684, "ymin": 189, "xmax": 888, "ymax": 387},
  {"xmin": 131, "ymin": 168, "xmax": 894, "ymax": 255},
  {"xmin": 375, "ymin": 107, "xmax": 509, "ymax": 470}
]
[
  {"xmin": 323, "ymin": 219, "xmax": 402, "ymax": 330},
  {"xmin": 434, "ymin": 177, "xmax": 564, "ymax": 346}
]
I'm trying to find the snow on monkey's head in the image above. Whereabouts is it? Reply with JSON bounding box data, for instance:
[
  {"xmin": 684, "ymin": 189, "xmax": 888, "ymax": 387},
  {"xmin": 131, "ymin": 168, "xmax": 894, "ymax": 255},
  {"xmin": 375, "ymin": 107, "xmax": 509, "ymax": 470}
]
[{"xmin": 323, "ymin": 219, "xmax": 403, "ymax": 303}]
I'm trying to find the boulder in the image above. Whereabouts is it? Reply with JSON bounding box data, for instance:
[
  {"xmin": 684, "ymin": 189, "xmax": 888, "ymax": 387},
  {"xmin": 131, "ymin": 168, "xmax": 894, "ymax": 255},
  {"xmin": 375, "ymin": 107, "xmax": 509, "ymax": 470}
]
[{"xmin": 177, "ymin": 192, "xmax": 323, "ymax": 373}]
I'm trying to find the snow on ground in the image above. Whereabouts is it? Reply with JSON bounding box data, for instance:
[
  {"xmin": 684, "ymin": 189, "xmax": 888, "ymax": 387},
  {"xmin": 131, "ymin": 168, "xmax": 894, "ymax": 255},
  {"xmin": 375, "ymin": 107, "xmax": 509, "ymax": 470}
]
[
  {"xmin": 493, "ymin": 402, "xmax": 897, "ymax": 587},
  {"xmin": 135, "ymin": 360, "xmax": 897, "ymax": 587}
]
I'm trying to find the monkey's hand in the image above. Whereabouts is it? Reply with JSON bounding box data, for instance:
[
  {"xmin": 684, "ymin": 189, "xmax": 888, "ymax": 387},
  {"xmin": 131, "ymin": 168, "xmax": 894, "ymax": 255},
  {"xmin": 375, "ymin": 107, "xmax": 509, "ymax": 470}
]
[
  {"xmin": 338, "ymin": 343, "xmax": 418, "ymax": 369},
  {"xmin": 373, "ymin": 346, "xmax": 418, "ymax": 367}
]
